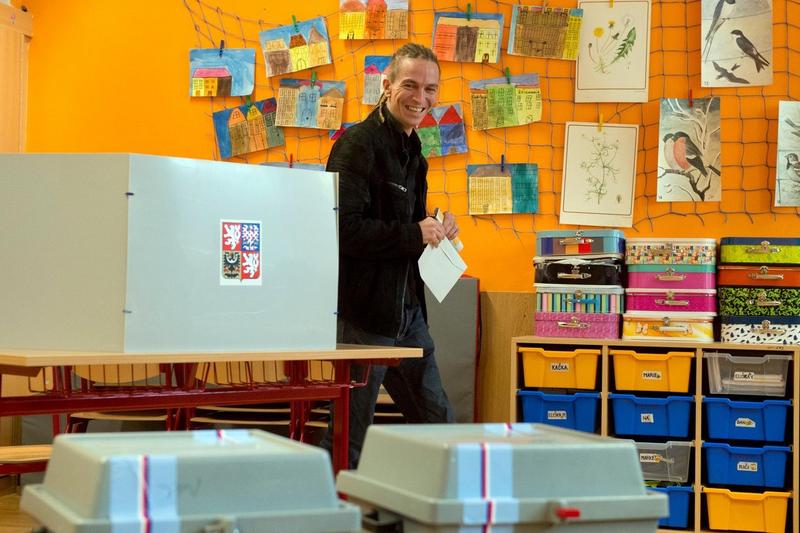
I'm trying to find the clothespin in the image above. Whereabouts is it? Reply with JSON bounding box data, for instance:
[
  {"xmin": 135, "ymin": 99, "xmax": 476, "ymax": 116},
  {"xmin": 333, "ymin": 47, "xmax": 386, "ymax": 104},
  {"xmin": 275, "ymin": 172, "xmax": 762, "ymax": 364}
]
[
  {"xmin": 500, "ymin": 154, "xmax": 505, "ymax": 172},
  {"xmin": 466, "ymin": 3, "xmax": 472, "ymax": 20},
  {"xmin": 688, "ymin": 89, "xmax": 694, "ymax": 108},
  {"xmin": 598, "ymin": 113, "xmax": 604, "ymax": 132},
  {"xmin": 291, "ymin": 15, "xmax": 299, "ymax": 33},
  {"xmin": 311, "ymin": 71, "xmax": 317, "ymax": 85},
  {"xmin": 505, "ymin": 67, "xmax": 512, "ymax": 84},
  {"xmin": 289, "ymin": 154, "xmax": 294, "ymax": 168},
  {"xmin": 219, "ymin": 39, "xmax": 225, "ymax": 57}
]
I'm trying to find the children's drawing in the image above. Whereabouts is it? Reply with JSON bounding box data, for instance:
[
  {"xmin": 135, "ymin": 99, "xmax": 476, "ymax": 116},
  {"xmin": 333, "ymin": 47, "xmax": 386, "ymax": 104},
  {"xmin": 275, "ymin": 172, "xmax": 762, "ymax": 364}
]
[
  {"xmin": 561, "ymin": 122, "xmax": 638, "ymax": 227},
  {"xmin": 467, "ymin": 163, "xmax": 538, "ymax": 214},
  {"xmin": 575, "ymin": 0, "xmax": 650, "ymax": 102},
  {"xmin": 507, "ymin": 6, "xmax": 583, "ymax": 60},
  {"xmin": 329, "ymin": 122, "xmax": 356, "ymax": 141},
  {"xmin": 417, "ymin": 104, "xmax": 468, "ymax": 158},
  {"xmin": 657, "ymin": 97, "xmax": 721, "ymax": 202},
  {"xmin": 469, "ymin": 74, "xmax": 542, "ymax": 130},
  {"xmin": 432, "ymin": 12, "xmax": 504, "ymax": 64},
  {"xmin": 275, "ymin": 79, "xmax": 346, "ymax": 130},
  {"xmin": 190, "ymin": 49, "xmax": 255, "ymax": 97},
  {"xmin": 776, "ymin": 101, "xmax": 800, "ymax": 207},
  {"xmin": 212, "ymin": 99, "xmax": 285, "ymax": 159},
  {"xmin": 259, "ymin": 17, "xmax": 332, "ymax": 77},
  {"xmin": 363, "ymin": 55, "xmax": 391, "ymax": 105},
  {"xmin": 701, "ymin": 0, "xmax": 772, "ymax": 87},
  {"xmin": 339, "ymin": 0, "xmax": 409, "ymax": 40}
]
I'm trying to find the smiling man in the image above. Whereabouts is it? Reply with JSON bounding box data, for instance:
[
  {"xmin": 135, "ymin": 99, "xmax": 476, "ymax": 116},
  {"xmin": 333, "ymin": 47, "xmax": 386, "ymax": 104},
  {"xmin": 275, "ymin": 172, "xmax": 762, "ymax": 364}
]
[{"xmin": 321, "ymin": 43, "xmax": 458, "ymax": 468}]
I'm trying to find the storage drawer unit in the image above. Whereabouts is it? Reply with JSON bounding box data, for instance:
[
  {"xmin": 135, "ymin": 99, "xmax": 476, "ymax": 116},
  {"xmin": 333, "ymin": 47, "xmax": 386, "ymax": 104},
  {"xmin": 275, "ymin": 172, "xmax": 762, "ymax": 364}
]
[
  {"xmin": 720, "ymin": 316, "xmax": 800, "ymax": 345},
  {"xmin": 535, "ymin": 284, "xmax": 624, "ymax": 314},
  {"xmin": 537, "ymin": 229, "xmax": 625, "ymax": 257},
  {"xmin": 625, "ymin": 288, "xmax": 717, "ymax": 313},
  {"xmin": 703, "ymin": 398, "xmax": 792, "ymax": 442},
  {"xmin": 718, "ymin": 264, "xmax": 800, "ymax": 287},
  {"xmin": 636, "ymin": 440, "xmax": 692, "ymax": 482},
  {"xmin": 628, "ymin": 264, "xmax": 716, "ymax": 289},
  {"xmin": 705, "ymin": 352, "xmax": 792, "ymax": 397},
  {"xmin": 609, "ymin": 394, "xmax": 693, "ymax": 437},
  {"xmin": 534, "ymin": 312, "xmax": 619, "ymax": 339},
  {"xmin": 517, "ymin": 391, "xmax": 600, "ymax": 432},
  {"xmin": 520, "ymin": 347, "xmax": 600, "ymax": 389},
  {"xmin": 622, "ymin": 312, "xmax": 715, "ymax": 342},
  {"xmin": 704, "ymin": 442, "xmax": 791, "ymax": 488},
  {"xmin": 626, "ymin": 238, "xmax": 717, "ymax": 265},
  {"xmin": 650, "ymin": 486, "xmax": 692, "ymax": 529},
  {"xmin": 534, "ymin": 255, "xmax": 624, "ymax": 285},
  {"xmin": 718, "ymin": 287, "xmax": 800, "ymax": 316},
  {"xmin": 704, "ymin": 488, "xmax": 790, "ymax": 533},
  {"xmin": 720, "ymin": 236, "xmax": 800, "ymax": 264},
  {"xmin": 611, "ymin": 349, "xmax": 694, "ymax": 392}
]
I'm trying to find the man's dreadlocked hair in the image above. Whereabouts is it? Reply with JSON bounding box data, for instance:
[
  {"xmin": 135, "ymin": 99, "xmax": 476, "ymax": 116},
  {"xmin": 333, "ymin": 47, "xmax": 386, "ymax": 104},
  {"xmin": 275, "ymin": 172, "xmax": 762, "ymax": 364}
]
[{"xmin": 376, "ymin": 43, "xmax": 440, "ymax": 122}]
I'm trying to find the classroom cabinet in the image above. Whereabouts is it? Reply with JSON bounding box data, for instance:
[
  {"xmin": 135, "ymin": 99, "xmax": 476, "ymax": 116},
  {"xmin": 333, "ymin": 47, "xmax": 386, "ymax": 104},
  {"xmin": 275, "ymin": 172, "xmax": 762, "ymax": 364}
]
[{"xmin": 512, "ymin": 336, "xmax": 799, "ymax": 533}]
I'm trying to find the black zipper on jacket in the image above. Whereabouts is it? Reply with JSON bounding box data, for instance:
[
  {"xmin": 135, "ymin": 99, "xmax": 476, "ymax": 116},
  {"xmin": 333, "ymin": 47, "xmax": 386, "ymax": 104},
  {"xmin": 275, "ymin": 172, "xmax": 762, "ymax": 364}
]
[{"xmin": 387, "ymin": 181, "xmax": 408, "ymax": 193}]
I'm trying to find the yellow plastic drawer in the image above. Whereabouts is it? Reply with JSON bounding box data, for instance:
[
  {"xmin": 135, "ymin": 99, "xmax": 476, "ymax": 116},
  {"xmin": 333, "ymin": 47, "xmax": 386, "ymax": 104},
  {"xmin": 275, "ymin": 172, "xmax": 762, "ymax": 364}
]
[
  {"xmin": 520, "ymin": 347, "xmax": 600, "ymax": 389},
  {"xmin": 611, "ymin": 349, "xmax": 694, "ymax": 392},
  {"xmin": 704, "ymin": 487, "xmax": 790, "ymax": 533}
]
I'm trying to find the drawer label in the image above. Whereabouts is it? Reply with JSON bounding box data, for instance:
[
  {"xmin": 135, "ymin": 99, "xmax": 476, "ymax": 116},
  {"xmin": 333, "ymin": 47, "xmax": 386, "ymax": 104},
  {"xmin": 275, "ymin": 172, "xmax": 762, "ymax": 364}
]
[
  {"xmin": 550, "ymin": 362, "xmax": 570, "ymax": 372},
  {"xmin": 735, "ymin": 417, "xmax": 756, "ymax": 428},
  {"xmin": 547, "ymin": 410, "xmax": 568, "ymax": 420},
  {"xmin": 737, "ymin": 461, "xmax": 758, "ymax": 472},
  {"xmin": 642, "ymin": 370, "xmax": 662, "ymax": 380},
  {"xmin": 639, "ymin": 453, "xmax": 663, "ymax": 463},
  {"xmin": 640, "ymin": 413, "xmax": 655, "ymax": 423},
  {"xmin": 733, "ymin": 371, "xmax": 756, "ymax": 382}
]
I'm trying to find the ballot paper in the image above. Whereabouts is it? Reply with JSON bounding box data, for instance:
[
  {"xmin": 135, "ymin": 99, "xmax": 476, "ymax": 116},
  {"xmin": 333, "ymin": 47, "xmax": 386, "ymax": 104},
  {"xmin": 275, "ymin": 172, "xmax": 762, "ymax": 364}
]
[{"xmin": 418, "ymin": 232, "xmax": 467, "ymax": 303}]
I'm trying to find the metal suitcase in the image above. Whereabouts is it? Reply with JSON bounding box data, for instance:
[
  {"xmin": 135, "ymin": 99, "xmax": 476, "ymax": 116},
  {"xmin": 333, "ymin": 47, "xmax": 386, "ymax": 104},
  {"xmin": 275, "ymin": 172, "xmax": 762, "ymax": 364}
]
[
  {"xmin": 720, "ymin": 237, "xmax": 800, "ymax": 264},
  {"xmin": 718, "ymin": 264, "xmax": 800, "ymax": 287},
  {"xmin": 537, "ymin": 229, "xmax": 625, "ymax": 257},
  {"xmin": 534, "ymin": 255, "xmax": 624, "ymax": 285},
  {"xmin": 626, "ymin": 238, "xmax": 716, "ymax": 265},
  {"xmin": 628, "ymin": 264, "xmax": 716, "ymax": 290},
  {"xmin": 718, "ymin": 287, "xmax": 800, "ymax": 316},
  {"xmin": 535, "ymin": 284, "xmax": 625, "ymax": 314}
]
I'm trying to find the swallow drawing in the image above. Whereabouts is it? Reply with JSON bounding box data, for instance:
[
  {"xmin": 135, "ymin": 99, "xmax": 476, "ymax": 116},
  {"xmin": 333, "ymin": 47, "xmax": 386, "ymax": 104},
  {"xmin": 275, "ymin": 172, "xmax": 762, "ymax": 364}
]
[
  {"xmin": 703, "ymin": 0, "xmax": 735, "ymax": 60},
  {"xmin": 786, "ymin": 153, "xmax": 800, "ymax": 179},
  {"xmin": 731, "ymin": 29, "xmax": 770, "ymax": 72},
  {"xmin": 712, "ymin": 61, "xmax": 749, "ymax": 84},
  {"xmin": 785, "ymin": 118, "xmax": 800, "ymax": 138},
  {"xmin": 668, "ymin": 131, "xmax": 721, "ymax": 177}
]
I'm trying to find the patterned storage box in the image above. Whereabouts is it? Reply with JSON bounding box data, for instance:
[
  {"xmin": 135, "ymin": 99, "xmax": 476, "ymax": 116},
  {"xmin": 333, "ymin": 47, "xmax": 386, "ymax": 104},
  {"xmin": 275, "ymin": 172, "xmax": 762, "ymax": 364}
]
[
  {"xmin": 626, "ymin": 238, "xmax": 716, "ymax": 265},
  {"xmin": 536, "ymin": 229, "xmax": 625, "ymax": 257},
  {"xmin": 720, "ymin": 316, "xmax": 800, "ymax": 345},
  {"xmin": 718, "ymin": 287, "xmax": 800, "ymax": 316},
  {"xmin": 627, "ymin": 264, "xmax": 716, "ymax": 290},
  {"xmin": 535, "ymin": 284, "xmax": 624, "ymax": 314},
  {"xmin": 534, "ymin": 312, "xmax": 619, "ymax": 339},
  {"xmin": 720, "ymin": 237, "xmax": 800, "ymax": 264},
  {"xmin": 718, "ymin": 264, "xmax": 800, "ymax": 287},
  {"xmin": 622, "ymin": 312, "xmax": 715, "ymax": 342},
  {"xmin": 533, "ymin": 255, "xmax": 624, "ymax": 285},
  {"xmin": 626, "ymin": 288, "xmax": 717, "ymax": 313}
]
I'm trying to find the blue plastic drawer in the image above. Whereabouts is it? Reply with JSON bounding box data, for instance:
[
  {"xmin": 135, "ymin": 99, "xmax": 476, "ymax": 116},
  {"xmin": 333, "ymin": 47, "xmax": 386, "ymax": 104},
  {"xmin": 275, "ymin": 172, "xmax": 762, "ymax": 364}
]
[
  {"xmin": 703, "ymin": 398, "xmax": 791, "ymax": 442},
  {"xmin": 610, "ymin": 394, "xmax": 693, "ymax": 437},
  {"xmin": 517, "ymin": 391, "xmax": 599, "ymax": 432},
  {"xmin": 704, "ymin": 442, "xmax": 791, "ymax": 488},
  {"xmin": 650, "ymin": 486, "xmax": 692, "ymax": 528}
]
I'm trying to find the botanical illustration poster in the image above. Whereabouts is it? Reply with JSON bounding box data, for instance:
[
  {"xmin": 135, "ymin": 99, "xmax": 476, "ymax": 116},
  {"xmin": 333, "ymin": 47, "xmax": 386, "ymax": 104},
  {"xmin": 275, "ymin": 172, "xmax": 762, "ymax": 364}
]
[
  {"xmin": 417, "ymin": 104, "xmax": 468, "ymax": 158},
  {"xmin": 575, "ymin": 0, "xmax": 651, "ymax": 102},
  {"xmin": 339, "ymin": 0, "xmax": 408, "ymax": 40},
  {"xmin": 701, "ymin": 0, "xmax": 772, "ymax": 87},
  {"xmin": 189, "ymin": 48, "xmax": 255, "ymax": 97},
  {"xmin": 212, "ymin": 99, "xmax": 285, "ymax": 159},
  {"xmin": 467, "ymin": 163, "xmax": 539, "ymax": 214},
  {"xmin": 560, "ymin": 122, "xmax": 639, "ymax": 227},
  {"xmin": 657, "ymin": 97, "xmax": 721, "ymax": 202},
  {"xmin": 432, "ymin": 12, "xmax": 504, "ymax": 64},
  {"xmin": 275, "ymin": 79, "xmax": 345, "ymax": 130},
  {"xmin": 469, "ymin": 74, "xmax": 542, "ymax": 130},
  {"xmin": 220, "ymin": 220, "xmax": 262, "ymax": 286},
  {"xmin": 507, "ymin": 5, "xmax": 583, "ymax": 60},
  {"xmin": 363, "ymin": 55, "xmax": 391, "ymax": 105},
  {"xmin": 259, "ymin": 17, "xmax": 332, "ymax": 77},
  {"xmin": 775, "ymin": 101, "xmax": 800, "ymax": 206}
]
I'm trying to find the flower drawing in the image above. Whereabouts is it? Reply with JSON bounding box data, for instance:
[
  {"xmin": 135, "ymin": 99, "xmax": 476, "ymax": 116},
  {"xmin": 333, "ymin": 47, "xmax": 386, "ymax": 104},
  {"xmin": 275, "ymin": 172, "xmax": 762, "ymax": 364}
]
[
  {"xmin": 580, "ymin": 132, "xmax": 620, "ymax": 204},
  {"xmin": 587, "ymin": 15, "xmax": 636, "ymax": 74}
]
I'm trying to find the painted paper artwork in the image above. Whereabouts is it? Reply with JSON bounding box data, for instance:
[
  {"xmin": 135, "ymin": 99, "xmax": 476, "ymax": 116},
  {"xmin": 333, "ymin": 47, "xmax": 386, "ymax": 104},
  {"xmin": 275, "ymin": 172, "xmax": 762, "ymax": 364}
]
[
  {"xmin": 467, "ymin": 163, "xmax": 539, "ymax": 214},
  {"xmin": 339, "ymin": 0, "xmax": 409, "ymax": 40},
  {"xmin": 275, "ymin": 79, "xmax": 346, "ymax": 130},
  {"xmin": 657, "ymin": 97, "xmax": 721, "ymax": 202},
  {"xmin": 469, "ymin": 74, "xmax": 542, "ymax": 130},
  {"xmin": 775, "ymin": 101, "xmax": 800, "ymax": 206},
  {"xmin": 212, "ymin": 99, "xmax": 285, "ymax": 159},
  {"xmin": 220, "ymin": 220, "xmax": 262, "ymax": 286},
  {"xmin": 507, "ymin": 6, "xmax": 583, "ymax": 60},
  {"xmin": 363, "ymin": 55, "xmax": 391, "ymax": 105},
  {"xmin": 575, "ymin": 0, "xmax": 651, "ymax": 102},
  {"xmin": 560, "ymin": 122, "xmax": 639, "ymax": 227},
  {"xmin": 190, "ymin": 48, "xmax": 255, "ymax": 97},
  {"xmin": 432, "ymin": 12, "xmax": 504, "ymax": 64},
  {"xmin": 417, "ymin": 104, "xmax": 468, "ymax": 158},
  {"xmin": 701, "ymin": 0, "xmax": 772, "ymax": 87},
  {"xmin": 259, "ymin": 17, "xmax": 332, "ymax": 77}
]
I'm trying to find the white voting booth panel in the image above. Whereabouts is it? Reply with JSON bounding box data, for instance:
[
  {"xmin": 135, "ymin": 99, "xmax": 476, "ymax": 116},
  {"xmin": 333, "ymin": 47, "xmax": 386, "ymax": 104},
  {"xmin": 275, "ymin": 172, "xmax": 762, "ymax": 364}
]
[
  {"xmin": 0, "ymin": 154, "xmax": 338, "ymax": 352},
  {"xmin": 21, "ymin": 430, "xmax": 360, "ymax": 533}
]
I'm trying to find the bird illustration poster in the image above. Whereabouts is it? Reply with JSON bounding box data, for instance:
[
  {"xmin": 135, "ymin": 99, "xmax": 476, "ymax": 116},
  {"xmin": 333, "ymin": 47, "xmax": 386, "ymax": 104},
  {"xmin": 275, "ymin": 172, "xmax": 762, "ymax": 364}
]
[
  {"xmin": 469, "ymin": 74, "xmax": 542, "ymax": 130},
  {"xmin": 775, "ymin": 101, "xmax": 800, "ymax": 207},
  {"xmin": 417, "ymin": 104, "xmax": 468, "ymax": 158},
  {"xmin": 574, "ymin": 0, "xmax": 651, "ymax": 102},
  {"xmin": 212, "ymin": 99, "xmax": 285, "ymax": 159},
  {"xmin": 432, "ymin": 12, "xmax": 504, "ymax": 64},
  {"xmin": 701, "ymin": 0, "xmax": 772, "ymax": 87},
  {"xmin": 189, "ymin": 49, "xmax": 255, "ymax": 97},
  {"xmin": 363, "ymin": 55, "xmax": 391, "ymax": 105},
  {"xmin": 657, "ymin": 97, "xmax": 721, "ymax": 202},
  {"xmin": 259, "ymin": 17, "xmax": 332, "ymax": 77},
  {"xmin": 467, "ymin": 163, "xmax": 539, "ymax": 214},
  {"xmin": 507, "ymin": 5, "xmax": 584, "ymax": 60},
  {"xmin": 275, "ymin": 78, "xmax": 346, "ymax": 130},
  {"xmin": 339, "ymin": 0, "xmax": 409, "ymax": 40},
  {"xmin": 560, "ymin": 122, "xmax": 639, "ymax": 227}
]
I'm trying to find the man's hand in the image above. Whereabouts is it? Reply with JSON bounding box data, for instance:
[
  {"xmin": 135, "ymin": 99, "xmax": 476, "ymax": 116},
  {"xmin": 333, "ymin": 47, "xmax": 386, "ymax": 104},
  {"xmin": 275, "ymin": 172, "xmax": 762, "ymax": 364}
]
[
  {"xmin": 441, "ymin": 211, "xmax": 459, "ymax": 241},
  {"xmin": 419, "ymin": 217, "xmax": 446, "ymax": 246}
]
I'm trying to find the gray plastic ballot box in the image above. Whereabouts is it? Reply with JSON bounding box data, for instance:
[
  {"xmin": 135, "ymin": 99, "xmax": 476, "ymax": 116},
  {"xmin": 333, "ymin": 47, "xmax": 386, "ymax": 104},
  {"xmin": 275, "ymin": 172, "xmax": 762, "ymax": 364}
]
[{"xmin": 0, "ymin": 154, "xmax": 338, "ymax": 352}]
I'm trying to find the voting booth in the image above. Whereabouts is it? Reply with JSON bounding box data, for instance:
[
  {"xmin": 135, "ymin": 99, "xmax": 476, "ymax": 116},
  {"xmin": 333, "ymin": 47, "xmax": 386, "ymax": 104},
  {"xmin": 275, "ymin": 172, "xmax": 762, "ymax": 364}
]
[{"xmin": 0, "ymin": 154, "xmax": 338, "ymax": 352}]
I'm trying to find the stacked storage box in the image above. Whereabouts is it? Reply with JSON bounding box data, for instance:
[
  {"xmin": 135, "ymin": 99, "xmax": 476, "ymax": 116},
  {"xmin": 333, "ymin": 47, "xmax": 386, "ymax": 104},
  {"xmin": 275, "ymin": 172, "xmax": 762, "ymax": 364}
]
[
  {"xmin": 534, "ymin": 229, "xmax": 625, "ymax": 339},
  {"xmin": 702, "ymin": 351, "xmax": 793, "ymax": 532},
  {"xmin": 623, "ymin": 238, "xmax": 717, "ymax": 343},
  {"xmin": 719, "ymin": 237, "xmax": 800, "ymax": 344}
]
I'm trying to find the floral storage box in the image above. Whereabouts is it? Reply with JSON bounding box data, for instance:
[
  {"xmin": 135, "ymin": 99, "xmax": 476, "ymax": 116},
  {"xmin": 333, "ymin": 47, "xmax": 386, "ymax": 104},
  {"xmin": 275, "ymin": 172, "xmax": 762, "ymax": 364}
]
[
  {"xmin": 534, "ymin": 311, "xmax": 620, "ymax": 339},
  {"xmin": 626, "ymin": 238, "xmax": 716, "ymax": 265},
  {"xmin": 718, "ymin": 287, "xmax": 800, "ymax": 316}
]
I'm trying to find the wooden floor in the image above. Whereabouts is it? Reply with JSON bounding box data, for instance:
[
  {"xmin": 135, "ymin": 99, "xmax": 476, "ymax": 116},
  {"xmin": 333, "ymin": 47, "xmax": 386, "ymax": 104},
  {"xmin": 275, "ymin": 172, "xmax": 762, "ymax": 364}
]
[{"xmin": 0, "ymin": 491, "xmax": 38, "ymax": 533}]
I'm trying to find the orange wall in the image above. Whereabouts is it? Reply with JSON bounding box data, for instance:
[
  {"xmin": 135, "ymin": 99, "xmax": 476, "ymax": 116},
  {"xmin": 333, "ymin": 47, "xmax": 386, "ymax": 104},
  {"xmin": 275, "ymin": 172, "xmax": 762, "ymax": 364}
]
[{"xmin": 21, "ymin": 0, "xmax": 800, "ymax": 291}]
